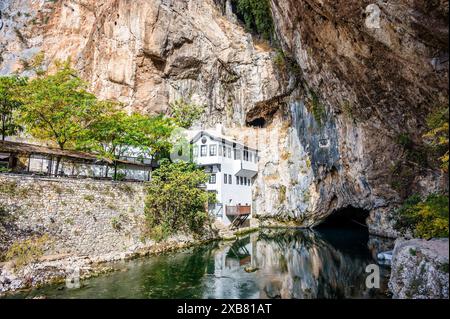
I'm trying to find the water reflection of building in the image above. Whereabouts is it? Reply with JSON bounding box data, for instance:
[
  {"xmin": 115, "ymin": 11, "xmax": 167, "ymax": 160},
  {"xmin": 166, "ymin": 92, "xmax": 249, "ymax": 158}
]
[
  {"xmin": 203, "ymin": 229, "xmax": 392, "ymax": 299},
  {"xmin": 205, "ymin": 234, "xmax": 259, "ymax": 299}
]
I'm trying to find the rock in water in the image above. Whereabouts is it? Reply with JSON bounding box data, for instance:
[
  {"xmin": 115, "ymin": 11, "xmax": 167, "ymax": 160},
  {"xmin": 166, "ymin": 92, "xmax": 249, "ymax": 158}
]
[{"xmin": 389, "ymin": 238, "xmax": 449, "ymax": 299}]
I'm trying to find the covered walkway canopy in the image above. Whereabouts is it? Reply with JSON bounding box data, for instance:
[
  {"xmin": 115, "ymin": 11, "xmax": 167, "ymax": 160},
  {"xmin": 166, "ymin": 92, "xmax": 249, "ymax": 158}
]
[{"xmin": 0, "ymin": 141, "xmax": 156, "ymax": 181}]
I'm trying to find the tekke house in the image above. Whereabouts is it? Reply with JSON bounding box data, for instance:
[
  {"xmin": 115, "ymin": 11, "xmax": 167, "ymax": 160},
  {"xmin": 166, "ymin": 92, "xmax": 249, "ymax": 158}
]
[{"xmin": 190, "ymin": 128, "xmax": 259, "ymax": 229}]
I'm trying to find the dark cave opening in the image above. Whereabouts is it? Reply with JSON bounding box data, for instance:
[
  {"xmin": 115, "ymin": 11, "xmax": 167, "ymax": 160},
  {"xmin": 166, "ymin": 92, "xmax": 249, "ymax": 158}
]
[
  {"xmin": 246, "ymin": 117, "xmax": 266, "ymax": 128},
  {"xmin": 317, "ymin": 206, "xmax": 370, "ymax": 230},
  {"xmin": 316, "ymin": 206, "xmax": 371, "ymax": 256}
]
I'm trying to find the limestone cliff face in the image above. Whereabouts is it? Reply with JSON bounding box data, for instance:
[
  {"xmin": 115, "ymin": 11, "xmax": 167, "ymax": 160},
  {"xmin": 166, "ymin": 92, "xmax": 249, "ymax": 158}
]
[
  {"xmin": 1, "ymin": 0, "xmax": 448, "ymax": 237},
  {"xmin": 261, "ymin": 0, "xmax": 449, "ymax": 236},
  {"xmin": 0, "ymin": 0, "xmax": 285, "ymax": 124}
]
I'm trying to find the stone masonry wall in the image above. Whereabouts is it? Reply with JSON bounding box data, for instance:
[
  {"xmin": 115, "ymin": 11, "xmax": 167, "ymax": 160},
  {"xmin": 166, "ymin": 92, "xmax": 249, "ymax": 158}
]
[{"xmin": 0, "ymin": 174, "xmax": 149, "ymax": 259}]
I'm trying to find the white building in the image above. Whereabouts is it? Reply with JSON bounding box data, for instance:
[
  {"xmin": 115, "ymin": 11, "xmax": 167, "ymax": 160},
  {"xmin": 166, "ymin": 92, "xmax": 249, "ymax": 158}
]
[{"xmin": 191, "ymin": 129, "xmax": 259, "ymax": 227}]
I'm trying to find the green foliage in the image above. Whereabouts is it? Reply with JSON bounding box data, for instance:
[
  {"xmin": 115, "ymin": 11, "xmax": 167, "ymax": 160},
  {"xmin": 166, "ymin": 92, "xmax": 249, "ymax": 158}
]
[
  {"xmin": 144, "ymin": 160, "xmax": 216, "ymax": 242},
  {"xmin": 232, "ymin": 0, "xmax": 274, "ymax": 40},
  {"xmin": 423, "ymin": 106, "xmax": 449, "ymax": 172},
  {"xmin": 77, "ymin": 105, "xmax": 174, "ymax": 179},
  {"xmin": 393, "ymin": 194, "xmax": 449, "ymax": 239},
  {"xmin": 167, "ymin": 99, "xmax": 204, "ymax": 129},
  {"xmin": 18, "ymin": 59, "xmax": 101, "ymax": 151},
  {"xmin": 0, "ymin": 75, "xmax": 27, "ymax": 141},
  {"xmin": 5, "ymin": 234, "xmax": 49, "ymax": 269}
]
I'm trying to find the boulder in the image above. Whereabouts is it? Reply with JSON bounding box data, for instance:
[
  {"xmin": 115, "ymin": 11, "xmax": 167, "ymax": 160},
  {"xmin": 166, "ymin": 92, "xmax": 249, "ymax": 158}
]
[{"xmin": 389, "ymin": 238, "xmax": 449, "ymax": 299}]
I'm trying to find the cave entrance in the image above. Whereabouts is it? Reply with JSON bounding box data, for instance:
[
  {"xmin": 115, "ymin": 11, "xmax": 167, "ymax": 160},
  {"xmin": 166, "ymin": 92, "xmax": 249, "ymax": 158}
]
[
  {"xmin": 246, "ymin": 117, "xmax": 266, "ymax": 128},
  {"xmin": 316, "ymin": 206, "xmax": 371, "ymax": 255},
  {"xmin": 317, "ymin": 206, "xmax": 370, "ymax": 230}
]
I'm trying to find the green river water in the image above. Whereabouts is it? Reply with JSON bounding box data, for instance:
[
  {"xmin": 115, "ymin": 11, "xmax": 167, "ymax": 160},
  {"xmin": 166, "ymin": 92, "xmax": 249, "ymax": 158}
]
[{"xmin": 5, "ymin": 227, "xmax": 394, "ymax": 299}]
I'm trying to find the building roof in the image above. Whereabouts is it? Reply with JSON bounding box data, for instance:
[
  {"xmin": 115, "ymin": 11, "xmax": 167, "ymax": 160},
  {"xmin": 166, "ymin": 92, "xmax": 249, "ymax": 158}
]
[
  {"xmin": 0, "ymin": 141, "xmax": 153, "ymax": 167},
  {"xmin": 190, "ymin": 130, "xmax": 259, "ymax": 152}
]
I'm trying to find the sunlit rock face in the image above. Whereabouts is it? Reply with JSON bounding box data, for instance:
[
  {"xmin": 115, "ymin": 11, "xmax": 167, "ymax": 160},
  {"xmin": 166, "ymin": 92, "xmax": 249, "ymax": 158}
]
[
  {"xmin": 1, "ymin": 0, "xmax": 448, "ymax": 236},
  {"xmin": 0, "ymin": 0, "xmax": 286, "ymax": 124}
]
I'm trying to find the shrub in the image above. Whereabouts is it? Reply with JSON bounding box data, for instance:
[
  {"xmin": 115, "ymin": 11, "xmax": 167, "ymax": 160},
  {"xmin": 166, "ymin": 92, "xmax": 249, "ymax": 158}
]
[
  {"xmin": 393, "ymin": 194, "xmax": 449, "ymax": 239},
  {"xmin": 5, "ymin": 234, "xmax": 50, "ymax": 268},
  {"xmin": 144, "ymin": 160, "xmax": 216, "ymax": 242},
  {"xmin": 423, "ymin": 106, "xmax": 449, "ymax": 172}
]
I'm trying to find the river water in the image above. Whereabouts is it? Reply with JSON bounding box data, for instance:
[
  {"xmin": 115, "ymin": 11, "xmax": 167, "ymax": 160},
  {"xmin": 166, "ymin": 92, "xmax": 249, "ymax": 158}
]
[{"xmin": 6, "ymin": 227, "xmax": 394, "ymax": 299}]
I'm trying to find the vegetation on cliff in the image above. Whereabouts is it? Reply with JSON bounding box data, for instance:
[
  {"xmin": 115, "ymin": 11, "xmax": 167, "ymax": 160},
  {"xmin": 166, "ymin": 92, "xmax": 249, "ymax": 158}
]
[
  {"xmin": 424, "ymin": 106, "xmax": 449, "ymax": 172},
  {"xmin": 232, "ymin": 0, "xmax": 274, "ymax": 41},
  {"xmin": 393, "ymin": 194, "xmax": 449, "ymax": 239}
]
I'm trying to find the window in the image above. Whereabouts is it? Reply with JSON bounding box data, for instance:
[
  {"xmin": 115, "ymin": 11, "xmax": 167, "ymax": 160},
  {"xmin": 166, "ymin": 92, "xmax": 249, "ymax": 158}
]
[
  {"xmin": 209, "ymin": 174, "xmax": 216, "ymax": 184},
  {"xmin": 254, "ymin": 152, "xmax": 258, "ymax": 163},
  {"xmin": 193, "ymin": 146, "xmax": 198, "ymax": 157},
  {"xmin": 234, "ymin": 149, "xmax": 241, "ymax": 160},
  {"xmin": 218, "ymin": 145, "xmax": 223, "ymax": 156},
  {"xmin": 249, "ymin": 152, "xmax": 253, "ymax": 162},
  {"xmin": 224, "ymin": 174, "xmax": 227, "ymax": 184},
  {"xmin": 201, "ymin": 145, "xmax": 207, "ymax": 157},
  {"xmin": 227, "ymin": 147, "xmax": 231, "ymax": 158},
  {"xmin": 243, "ymin": 150, "xmax": 249, "ymax": 161},
  {"xmin": 228, "ymin": 174, "xmax": 232, "ymax": 184},
  {"xmin": 236, "ymin": 176, "xmax": 239, "ymax": 185},
  {"xmin": 240, "ymin": 176, "xmax": 243, "ymax": 185},
  {"xmin": 210, "ymin": 145, "xmax": 217, "ymax": 156},
  {"xmin": 244, "ymin": 177, "xmax": 247, "ymax": 185}
]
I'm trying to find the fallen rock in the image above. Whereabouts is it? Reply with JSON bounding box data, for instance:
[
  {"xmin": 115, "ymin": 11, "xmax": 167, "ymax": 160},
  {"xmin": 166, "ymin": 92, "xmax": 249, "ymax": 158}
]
[{"xmin": 389, "ymin": 238, "xmax": 449, "ymax": 299}]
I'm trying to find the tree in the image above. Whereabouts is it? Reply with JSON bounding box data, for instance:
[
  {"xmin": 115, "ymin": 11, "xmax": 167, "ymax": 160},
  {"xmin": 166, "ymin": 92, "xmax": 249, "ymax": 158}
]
[
  {"xmin": 0, "ymin": 76, "xmax": 26, "ymax": 141},
  {"xmin": 18, "ymin": 60, "xmax": 102, "ymax": 175},
  {"xmin": 144, "ymin": 159, "xmax": 216, "ymax": 241},
  {"xmin": 167, "ymin": 99, "xmax": 204, "ymax": 129},
  {"xmin": 77, "ymin": 108, "xmax": 175, "ymax": 180}
]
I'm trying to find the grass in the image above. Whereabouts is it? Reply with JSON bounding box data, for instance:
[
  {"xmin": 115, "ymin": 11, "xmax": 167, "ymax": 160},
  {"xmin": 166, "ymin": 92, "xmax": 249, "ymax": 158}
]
[
  {"xmin": 5, "ymin": 234, "xmax": 50, "ymax": 269},
  {"xmin": 83, "ymin": 194, "xmax": 95, "ymax": 202}
]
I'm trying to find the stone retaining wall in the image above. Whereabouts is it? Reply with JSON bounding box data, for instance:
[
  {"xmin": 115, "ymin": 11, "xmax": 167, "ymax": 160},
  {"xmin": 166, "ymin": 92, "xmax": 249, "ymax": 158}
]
[{"xmin": 0, "ymin": 174, "xmax": 149, "ymax": 258}]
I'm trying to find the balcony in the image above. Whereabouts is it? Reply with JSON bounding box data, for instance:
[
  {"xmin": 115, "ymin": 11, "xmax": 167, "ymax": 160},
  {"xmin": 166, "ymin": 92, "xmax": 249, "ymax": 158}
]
[
  {"xmin": 234, "ymin": 160, "xmax": 258, "ymax": 178},
  {"xmin": 225, "ymin": 205, "xmax": 251, "ymax": 216}
]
